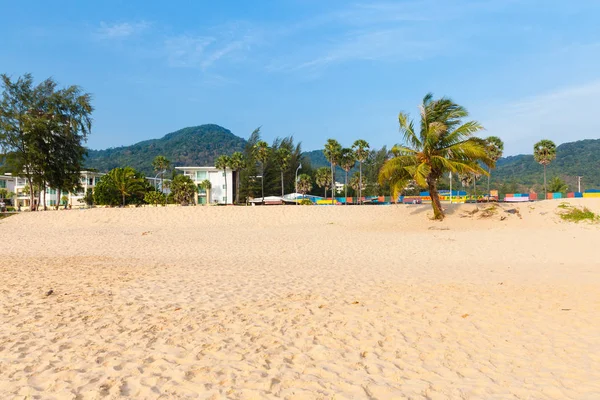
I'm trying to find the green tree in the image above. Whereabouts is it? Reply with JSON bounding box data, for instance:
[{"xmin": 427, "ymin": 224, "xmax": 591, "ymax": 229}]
[
  {"xmin": 215, "ymin": 155, "xmax": 231, "ymax": 204},
  {"xmin": 379, "ymin": 93, "xmax": 491, "ymax": 220},
  {"xmin": 352, "ymin": 140, "xmax": 370, "ymax": 204},
  {"xmin": 93, "ymin": 175, "xmax": 120, "ymax": 206},
  {"xmin": 198, "ymin": 179, "xmax": 212, "ymax": 205},
  {"xmin": 144, "ymin": 191, "xmax": 166, "ymax": 206},
  {"xmin": 484, "ymin": 136, "xmax": 504, "ymax": 195},
  {"xmin": 297, "ymin": 173, "xmax": 312, "ymax": 200},
  {"xmin": 548, "ymin": 176, "xmax": 568, "ymax": 193},
  {"xmin": 323, "ymin": 139, "xmax": 342, "ymax": 205},
  {"xmin": 152, "ymin": 155, "xmax": 171, "ymax": 193},
  {"xmin": 81, "ymin": 188, "xmax": 94, "ymax": 208},
  {"xmin": 275, "ymin": 146, "xmax": 291, "ymax": 197},
  {"xmin": 253, "ymin": 140, "xmax": 270, "ymax": 203},
  {"xmin": 350, "ymin": 172, "xmax": 365, "ymax": 196},
  {"xmin": 339, "ymin": 148, "xmax": 355, "ymax": 202},
  {"xmin": 0, "ymin": 74, "xmax": 93, "ymax": 211},
  {"xmin": 239, "ymin": 127, "xmax": 261, "ymax": 202},
  {"xmin": 315, "ymin": 166, "xmax": 332, "ymax": 198},
  {"xmin": 171, "ymin": 174, "xmax": 196, "ymax": 206},
  {"xmin": 108, "ymin": 167, "xmax": 147, "ymax": 207},
  {"xmin": 533, "ymin": 139, "xmax": 557, "ymax": 199},
  {"xmin": 229, "ymin": 151, "xmax": 245, "ymax": 204}
]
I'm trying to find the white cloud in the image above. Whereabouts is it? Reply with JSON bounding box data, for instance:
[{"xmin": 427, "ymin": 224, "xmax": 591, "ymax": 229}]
[
  {"xmin": 97, "ymin": 21, "xmax": 150, "ymax": 39},
  {"xmin": 480, "ymin": 80, "xmax": 600, "ymax": 155},
  {"xmin": 163, "ymin": 35, "xmax": 215, "ymax": 68}
]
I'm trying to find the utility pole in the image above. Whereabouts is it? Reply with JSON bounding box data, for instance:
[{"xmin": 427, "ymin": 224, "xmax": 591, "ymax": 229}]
[{"xmin": 577, "ymin": 176, "xmax": 582, "ymax": 193}]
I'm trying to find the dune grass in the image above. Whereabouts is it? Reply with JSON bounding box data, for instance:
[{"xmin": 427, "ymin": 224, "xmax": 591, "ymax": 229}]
[{"xmin": 558, "ymin": 204, "xmax": 599, "ymax": 223}]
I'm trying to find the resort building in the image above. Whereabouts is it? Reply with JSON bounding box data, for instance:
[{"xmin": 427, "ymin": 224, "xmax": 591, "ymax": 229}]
[
  {"xmin": 0, "ymin": 174, "xmax": 17, "ymax": 206},
  {"xmin": 11, "ymin": 171, "xmax": 169, "ymax": 209},
  {"xmin": 176, "ymin": 166, "xmax": 234, "ymax": 205}
]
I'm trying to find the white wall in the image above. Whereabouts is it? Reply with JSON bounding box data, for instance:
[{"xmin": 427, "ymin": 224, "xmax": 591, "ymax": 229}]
[{"xmin": 181, "ymin": 168, "xmax": 234, "ymax": 204}]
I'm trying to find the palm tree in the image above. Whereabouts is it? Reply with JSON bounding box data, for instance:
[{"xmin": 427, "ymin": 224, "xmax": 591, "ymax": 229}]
[
  {"xmin": 323, "ymin": 139, "xmax": 342, "ymax": 205},
  {"xmin": 379, "ymin": 93, "xmax": 491, "ymax": 220},
  {"xmin": 152, "ymin": 155, "xmax": 171, "ymax": 193},
  {"xmin": 253, "ymin": 141, "xmax": 270, "ymax": 204},
  {"xmin": 315, "ymin": 167, "xmax": 332, "ymax": 198},
  {"xmin": 215, "ymin": 155, "xmax": 231, "ymax": 204},
  {"xmin": 297, "ymin": 174, "xmax": 312, "ymax": 200},
  {"xmin": 350, "ymin": 172, "xmax": 365, "ymax": 195},
  {"xmin": 229, "ymin": 151, "xmax": 245, "ymax": 204},
  {"xmin": 108, "ymin": 167, "xmax": 146, "ymax": 207},
  {"xmin": 533, "ymin": 139, "xmax": 557, "ymax": 199},
  {"xmin": 275, "ymin": 147, "xmax": 291, "ymax": 197},
  {"xmin": 352, "ymin": 140, "xmax": 370, "ymax": 205},
  {"xmin": 484, "ymin": 136, "xmax": 504, "ymax": 198},
  {"xmin": 339, "ymin": 148, "xmax": 356, "ymax": 203},
  {"xmin": 548, "ymin": 176, "xmax": 568, "ymax": 193},
  {"xmin": 198, "ymin": 179, "xmax": 212, "ymax": 204}
]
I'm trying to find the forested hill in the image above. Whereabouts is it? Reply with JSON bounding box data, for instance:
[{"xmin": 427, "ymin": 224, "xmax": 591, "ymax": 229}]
[
  {"xmin": 85, "ymin": 125, "xmax": 600, "ymax": 190},
  {"xmin": 84, "ymin": 125, "xmax": 247, "ymax": 175},
  {"xmin": 491, "ymin": 139, "xmax": 600, "ymax": 190}
]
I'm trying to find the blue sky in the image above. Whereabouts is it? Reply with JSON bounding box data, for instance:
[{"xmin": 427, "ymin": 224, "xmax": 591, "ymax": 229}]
[{"xmin": 2, "ymin": 0, "xmax": 600, "ymax": 155}]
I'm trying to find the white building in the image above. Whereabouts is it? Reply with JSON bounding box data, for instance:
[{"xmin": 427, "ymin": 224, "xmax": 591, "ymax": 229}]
[
  {"xmin": 0, "ymin": 174, "xmax": 17, "ymax": 206},
  {"xmin": 176, "ymin": 166, "xmax": 234, "ymax": 205},
  {"xmin": 12, "ymin": 171, "xmax": 169, "ymax": 209}
]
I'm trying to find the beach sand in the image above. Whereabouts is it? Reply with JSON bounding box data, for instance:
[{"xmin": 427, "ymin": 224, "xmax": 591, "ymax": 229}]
[{"xmin": 1, "ymin": 199, "xmax": 599, "ymax": 399}]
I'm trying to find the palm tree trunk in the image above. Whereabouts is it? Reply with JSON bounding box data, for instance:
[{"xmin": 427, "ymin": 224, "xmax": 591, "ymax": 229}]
[
  {"xmin": 331, "ymin": 163, "xmax": 335, "ymax": 206},
  {"xmin": 345, "ymin": 170, "xmax": 348, "ymax": 205},
  {"xmin": 428, "ymin": 178, "xmax": 444, "ymax": 220},
  {"xmin": 487, "ymin": 166, "xmax": 491, "ymax": 202},
  {"xmin": 235, "ymin": 170, "xmax": 240, "ymax": 204},
  {"xmin": 359, "ymin": 162, "xmax": 362, "ymax": 205},
  {"xmin": 122, "ymin": 192, "xmax": 126, "ymax": 207},
  {"xmin": 324, "ymin": 186, "xmax": 327, "ymax": 198},
  {"xmin": 43, "ymin": 186, "xmax": 47, "ymax": 211},
  {"xmin": 281, "ymin": 170, "xmax": 284, "ymax": 197},
  {"xmin": 224, "ymin": 168, "xmax": 228, "ymax": 204},
  {"xmin": 473, "ymin": 174, "xmax": 477, "ymax": 200},
  {"xmin": 544, "ymin": 164, "xmax": 547, "ymax": 199},
  {"xmin": 261, "ymin": 164, "xmax": 265, "ymax": 205}
]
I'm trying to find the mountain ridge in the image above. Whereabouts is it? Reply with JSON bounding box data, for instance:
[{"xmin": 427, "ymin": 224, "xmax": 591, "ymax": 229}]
[{"xmin": 84, "ymin": 124, "xmax": 600, "ymax": 188}]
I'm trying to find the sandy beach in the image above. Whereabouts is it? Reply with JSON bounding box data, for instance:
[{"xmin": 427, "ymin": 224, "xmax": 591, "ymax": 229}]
[{"xmin": 1, "ymin": 199, "xmax": 599, "ymax": 399}]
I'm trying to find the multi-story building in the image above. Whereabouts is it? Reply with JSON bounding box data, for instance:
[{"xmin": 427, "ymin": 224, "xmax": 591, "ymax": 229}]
[
  {"xmin": 0, "ymin": 174, "xmax": 17, "ymax": 206},
  {"xmin": 176, "ymin": 166, "xmax": 234, "ymax": 205}
]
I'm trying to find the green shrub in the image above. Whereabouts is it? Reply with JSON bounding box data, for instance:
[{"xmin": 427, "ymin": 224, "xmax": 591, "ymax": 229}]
[
  {"xmin": 558, "ymin": 205, "xmax": 599, "ymax": 223},
  {"xmin": 298, "ymin": 198, "xmax": 313, "ymax": 205}
]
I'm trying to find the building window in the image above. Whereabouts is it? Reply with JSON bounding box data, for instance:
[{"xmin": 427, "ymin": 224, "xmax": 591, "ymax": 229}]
[
  {"xmin": 222, "ymin": 196, "xmax": 227, "ymax": 203},
  {"xmin": 0, "ymin": 180, "xmax": 5, "ymax": 189},
  {"xmin": 196, "ymin": 171, "xmax": 207, "ymax": 181},
  {"xmin": 222, "ymin": 184, "xmax": 226, "ymax": 189},
  {"xmin": 222, "ymin": 172, "xmax": 225, "ymax": 177}
]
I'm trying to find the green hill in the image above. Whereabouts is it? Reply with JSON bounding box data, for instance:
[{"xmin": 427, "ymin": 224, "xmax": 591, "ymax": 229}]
[
  {"xmin": 85, "ymin": 125, "xmax": 600, "ymax": 191},
  {"xmin": 85, "ymin": 124, "xmax": 246, "ymax": 175},
  {"xmin": 491, "ymin": 139, "xmax": 600, "ymax": 191}
]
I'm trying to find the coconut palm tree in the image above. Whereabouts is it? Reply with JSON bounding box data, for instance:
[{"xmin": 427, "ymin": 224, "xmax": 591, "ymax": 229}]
[
  {"xmin": 229, "ymin": 151, "xmax": 245, "ymax": 204},
  {"xmin": 108, "ymin": 167, "xmax": 146, "ymax": 207},
  {"xmin": 275, "ymin": 146, "xmax": 291, "ymax": 197},
  {"xmin": 352, "ymin": 140, "xmax": 370, "ymax": 204},
  {"xmin": 379, "ymin": 93, "xmax": 491, "ymax": 220},
  {"xmin": 484, "ymin": 136, "xmax": 504, "ymax": 196},
  {"xmin": 152, "ymin": 155, "xmax": 171, "ymax": 193},
  {"xmin": 350, "ymin": 172, "xmax": 365, "ymax": 195},
  {"xmin": 215, "ymin": 155, "xmax": 231, "ymax": 204},
  {"xmin": 297, "ymin": 174, "xmax": 312, "ymax": 200},
  {"xmin": 323, "ymin": 139, "xmax": 342, "ymax": 205},
  {"xmin": 533, "ymin": 139, "xmax": 557, "ymax": 199},
  {"xmin": 253, "ymin": 141, "xmax": 270, "ymax": 204},
  {"xmin": 198, "ymin": 179, "xmax": 212, "ymax": 204},
  {"xmin": 315, "ymin": 167, "xmax": 332, "ymax": 198},
  {"xmin": 339, "ymin": 148, "xmax": 356, "ymax": 203}
]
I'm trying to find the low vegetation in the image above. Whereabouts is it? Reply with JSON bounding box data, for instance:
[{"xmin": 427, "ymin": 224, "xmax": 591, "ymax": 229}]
[{"xmin": 557, "ymin": 203, "xmax": 599, "ymax": 223}]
